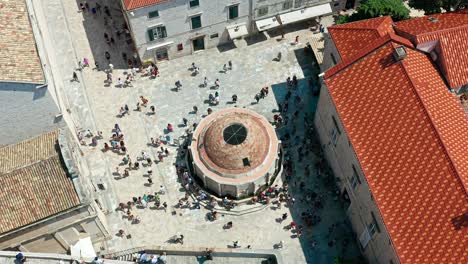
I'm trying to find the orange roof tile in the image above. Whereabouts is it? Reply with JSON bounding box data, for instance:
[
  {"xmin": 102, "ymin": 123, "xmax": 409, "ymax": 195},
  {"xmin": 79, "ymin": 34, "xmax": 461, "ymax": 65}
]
[
  {"xmin": 325, "ymin": 38, "xmax": 467, "ymax": 263},
  {"xmin": 395, "ymin": 11, "xmax": 468, "ymax": 88},
  {"xmin": 123, "ymin": 0, "xmax": 170, "ymax": 10},
  {"xmin": 328, "ymin": 16, "xmax": 394, "ymax": 61},
  {"xmin": 395, "ymin": 11, "xmax": 468, "ymax": 42}
]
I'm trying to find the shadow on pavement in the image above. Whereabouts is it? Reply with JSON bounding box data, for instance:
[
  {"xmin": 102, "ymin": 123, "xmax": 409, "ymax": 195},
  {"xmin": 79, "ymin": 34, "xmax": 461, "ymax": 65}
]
[
  {"xmin": 244, "ymin": 33, "xmax": 268, "ymax": 46},
  {"xmin": 268, "ymin": 49, "xmax": 364, "ymax": 263},
  {"xmin": 216, "ymin": 42, "xmax": 237, "ymax": 53},
  {"xmin": 75, "ymin": 0, "xmax": 138, "ymax": 70}
]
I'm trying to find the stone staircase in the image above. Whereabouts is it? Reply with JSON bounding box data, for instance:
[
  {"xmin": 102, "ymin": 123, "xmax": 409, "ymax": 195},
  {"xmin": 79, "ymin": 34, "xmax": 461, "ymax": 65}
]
[{"xmin": 104, "ymin": 247, "xmax": 145, "ymax": 262}]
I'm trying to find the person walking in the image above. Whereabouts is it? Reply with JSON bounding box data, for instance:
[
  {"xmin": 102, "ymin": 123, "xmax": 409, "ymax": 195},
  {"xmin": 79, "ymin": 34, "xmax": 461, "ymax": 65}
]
[
  {"xmin": 255, "ymin": 93, "xmax": 260, "ymax": 104},
  {"xmin": 215, "ymin": 79, "xmax": 220, "ymax": 89},
  {"xmin": 182, "ymin": 118, "xmax": 188, "ymax": 126},
  {"xmin": 203, "ymin": 77, "xmax": 208, "ymax": 87},
  {"xmin": 72, "ymin": 71, "xmax": 79, "ymax": 82},
  {"xmin": 228, "ymin": 60, "xmax": 232, "ymax": 70},
  {"xmin": 295, "ymin": 35, "xmax": 299, "ymax": 45},
  {"xmin": 95, "ymin": 2, "xmax": 101, "ymax": 14},
  {"xmin": 193, "ymin": 106, "xmax": 198, "ymax": 114},
  {"xmin": 223, "ymin": 64, "xmax": 228, "ymax": 73}
]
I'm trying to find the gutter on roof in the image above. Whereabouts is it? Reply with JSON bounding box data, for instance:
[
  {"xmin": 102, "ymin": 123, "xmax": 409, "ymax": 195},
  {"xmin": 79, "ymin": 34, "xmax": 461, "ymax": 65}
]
[{"xmin": 0, "ymin": 204, "xmax": 89, "ymax": 239}]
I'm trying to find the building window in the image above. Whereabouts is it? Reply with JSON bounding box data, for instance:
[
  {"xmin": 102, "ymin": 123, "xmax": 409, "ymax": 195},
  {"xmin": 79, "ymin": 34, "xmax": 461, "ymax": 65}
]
[
  {"xmin": 332, "ymin": 116, "xmax": 341, "ymax": 134},
  {"xmin": 331, "ymin": 53, "xmax": 337, "ymax": 65},
  {"xmin": 177, "ymin": 44, "xmax": 183, "ymax": 51},
  {"xmin": 331, "ymin": 127, "xmax": 339, "ymax": 145},
  {"xmin": 359, "ymin": 227, "xmax": 371, "ymax": 249},
  {"xmin": 189, "ymin": 0, "xmax": 199, "ymax": 8},
  {"xmin": 210, "ymin": 33, "xmax": 219, "ymax": 38},
  {"xmin": 371, "ymin": 212, "xmax": 381, "ymax": 233},
  {"xmin": 331, "ymin": 116, "xmax": 341, "ymax": 145},
  {"xmin": 283, "ymin": 0, "xmax": 293, "ymax": 10},
  {"xmin": 350, "ymin": 165, "xmax": 361, "ymax": 189},
  {"xmin": 148, "ymin": 10, "xmax": 159, "ymax": 18},
  {"xmin": 147, "ymin": 26, "xmax": 167, "ymax": 41},
  {"xmin": 228, "ymin": 5, "xmax": 239, "ymax": 20},
  {"xmin": 258, "ymin": 6, "xmax": 268, "ymax": 17},
  {"xmin": 294, "ymin": 0, "xmax": 304, "ymax": 8},
  {"xmin": 368, "ymin": 222, "xmax": 377, "ymax": 237},
  {"xmin": 191, "ymin": 15, "xmax": 202, "ymax": 29}
]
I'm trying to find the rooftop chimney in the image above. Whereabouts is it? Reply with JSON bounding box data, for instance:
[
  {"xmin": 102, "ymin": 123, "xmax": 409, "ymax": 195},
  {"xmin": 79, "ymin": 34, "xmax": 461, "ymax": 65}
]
[{"xmin": 393, "ymin": 46, "xmax": 407, "ymax": 62}]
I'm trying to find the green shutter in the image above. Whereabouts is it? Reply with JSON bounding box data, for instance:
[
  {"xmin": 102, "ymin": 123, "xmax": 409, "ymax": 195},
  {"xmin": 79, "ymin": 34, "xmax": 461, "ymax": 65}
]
[
  {"xmin": 190, "ymin": 0, "xmax": 199, "ymax": 8},
  {"xmin": 148, "ymin": 29, "xmax": 154, "ymax": 41},
  {"xmin": 148, "ymin": 10, "xmax": 159, "ymax": 18},
  {"xmin": 191, "ymin": 16, "xmax": 201, "ymax": 29},
  {"xmin": 231, "ymin": 6, "xmax": 238, "ymax": 19}
]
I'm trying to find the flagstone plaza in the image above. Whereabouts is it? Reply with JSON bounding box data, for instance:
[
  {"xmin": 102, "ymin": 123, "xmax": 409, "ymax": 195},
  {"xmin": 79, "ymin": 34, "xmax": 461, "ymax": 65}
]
[{"xmin": 29, "ymin": 0, "xmax": 362, "ymax": 262}]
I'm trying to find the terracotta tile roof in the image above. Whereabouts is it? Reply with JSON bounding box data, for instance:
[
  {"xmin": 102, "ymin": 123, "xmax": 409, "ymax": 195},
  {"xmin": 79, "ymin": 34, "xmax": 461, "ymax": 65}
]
[
  {"xmin": 395, "ymin": 11, "xmax": 468, "ymax": 88},
  {"xmin": 0, "ymin": 0, "xmax": 44, "ymax": 83},
  {"xmin": 123, "ymin": 0, "xmax": 170, "ymax": 10},
  {"xmin": 394, "ymin": 11, "xmax": 468, "ymax": 42},
  {"xmin": 0, "ymin": 131, "xmax": 80, "ymax": 234},
  {"xmin": 328, "ymin": 16, "xmax": 394, "ymax": 60},
  {"xmin": 0, "ymin": 131, "xmax": 59, "ymax": 174},
  {"xmin": 324, "ymin": 38, "xmax": 467, "ymax": 264}
]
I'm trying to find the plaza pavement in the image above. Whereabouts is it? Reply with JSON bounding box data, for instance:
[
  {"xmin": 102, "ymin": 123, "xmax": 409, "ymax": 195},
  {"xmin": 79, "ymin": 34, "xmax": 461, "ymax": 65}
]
[{"xmin": 31, "ymin": 0, "xmax": 361, "ymax": 263}]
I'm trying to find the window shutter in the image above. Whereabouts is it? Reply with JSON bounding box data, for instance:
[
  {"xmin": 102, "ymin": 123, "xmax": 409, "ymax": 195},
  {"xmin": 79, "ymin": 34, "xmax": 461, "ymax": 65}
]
[{"xmin": 148, "ymin": 29, "xmax": 154, "ymax": 41}]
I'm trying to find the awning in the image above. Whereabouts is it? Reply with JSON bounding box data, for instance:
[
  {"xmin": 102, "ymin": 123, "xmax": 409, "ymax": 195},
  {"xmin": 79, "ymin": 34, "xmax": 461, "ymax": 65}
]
[
  {"xmin": 147, "ymin": 41, "xmax": 174, "ymax": 51},
  {"xmin": 279, "ymin": 3, "xmax": 332, "ymax": 25},
  {"xmin": 70, "ymin": 236, "xmax": 96, "ymax": 262},
  {"xmin": 227, "ymin": 23, "xmax": 248, "ymax": 39},
  {"xmin": 255, "ymin": 16, "xmax": 281, "ymax": 31}
]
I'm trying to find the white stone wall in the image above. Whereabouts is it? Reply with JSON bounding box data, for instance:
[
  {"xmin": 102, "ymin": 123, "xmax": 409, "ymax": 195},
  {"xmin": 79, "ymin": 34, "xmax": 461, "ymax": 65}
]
[
  {"xmin": 0, "ymin": 205, "xmax": 108, "ymax": 253},
  {"xmin": 320, "ymin": 32, "xmax": 341, "ymax": 71},
  {"xmin": 123, "ymin": 0, "xmax": 251, "ymax": 61},
  {"xmin": 314, "ymin": 84, "xmax": 400, "ymax": 264},
  {"xmin": 252, "ymin": 0, "xmax": 332, "ymax": 22}
]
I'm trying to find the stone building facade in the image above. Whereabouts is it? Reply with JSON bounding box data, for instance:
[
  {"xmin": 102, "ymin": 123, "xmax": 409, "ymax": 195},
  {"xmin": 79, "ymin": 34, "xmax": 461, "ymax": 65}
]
[
  {"xmin": 314, "ymin": 14, "xmax": 467, "ymax": 264},
  {"xmin": 120, "ymin": 0, "xmax": 353, "ymax": 62}
]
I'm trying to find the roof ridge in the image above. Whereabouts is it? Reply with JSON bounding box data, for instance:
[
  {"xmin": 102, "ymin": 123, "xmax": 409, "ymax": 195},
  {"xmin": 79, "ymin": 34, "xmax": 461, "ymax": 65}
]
[
  {"xmin": 416, "ymin": 24, "xmax": 468, "ymax": 37},
  {"xmin": 398, "ymin": 57, "xmax": 466, "ymax": 193},
  {"xmin": 330, "ymin": 27, "xmax": 381, "ymax": 31},
  {"xmin": 0, "ymin": 130, "xmax": 59, "ymax": 150},
  {"xmin": 0, "ymin": 154, "xmax": 59, "ymax": 176},
  {"xmin": 325, "ymin": 33, "xmax": 414, "ymax": 79}
]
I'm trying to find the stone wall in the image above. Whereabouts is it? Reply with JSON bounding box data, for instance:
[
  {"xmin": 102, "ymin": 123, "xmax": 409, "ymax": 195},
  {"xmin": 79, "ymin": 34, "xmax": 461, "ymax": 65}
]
[
  {"xmin": 124, "ymin": 0, "xmax": 251, "ymax": 60},
  {"xmin": 314, "ymin": 83, "xmax": 400, "ymax": 264}
]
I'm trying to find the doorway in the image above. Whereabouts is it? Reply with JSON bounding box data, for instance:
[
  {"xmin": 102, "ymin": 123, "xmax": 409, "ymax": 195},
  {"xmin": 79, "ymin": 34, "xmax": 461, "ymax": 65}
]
[
  {"xmin": 345, "ymin": 0, "xmax": 356, "ymax": 9},
  {"xmin": 155, "ymin": 48, "xmax": 169, "ymax": 61},
  {"xmin": 192, "ymin": 37, "xmax": 205, "ymax": 52}
]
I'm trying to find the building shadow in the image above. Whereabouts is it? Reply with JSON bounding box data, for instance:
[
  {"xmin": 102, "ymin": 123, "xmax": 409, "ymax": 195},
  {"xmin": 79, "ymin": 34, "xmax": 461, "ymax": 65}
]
[
  {"xmin": 244, "ymin": 33, "xmax": 268, "ymax": 46},
  {"xmin": 216, "ymin": 41, "xmax": 237, "ymax": 53},
  {"xmin": 267, "ymin": 20, "xmax": 317, "ymax": 38},
  {"xmin": 268, "ymin": 53, "xmax": 363, "ymax": 263},
  {"xmin": 74, "ymin": 0, "xmax": 138, "ymax": 70}
]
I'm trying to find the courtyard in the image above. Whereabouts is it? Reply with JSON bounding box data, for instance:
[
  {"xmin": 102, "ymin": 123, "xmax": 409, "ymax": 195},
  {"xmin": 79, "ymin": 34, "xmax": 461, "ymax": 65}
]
[
  {"xmin": 33, "ymin": 0, "xmax": 362, "ymax": 263},
  {"xmin": 84, "ymin": 28, "xmax": 360, "ymax": 264}
]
